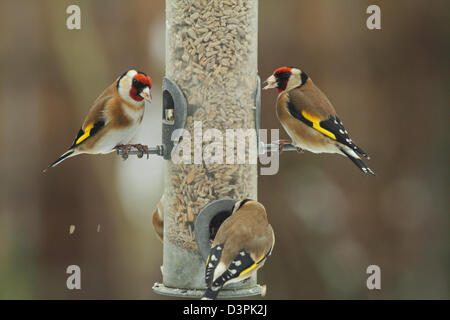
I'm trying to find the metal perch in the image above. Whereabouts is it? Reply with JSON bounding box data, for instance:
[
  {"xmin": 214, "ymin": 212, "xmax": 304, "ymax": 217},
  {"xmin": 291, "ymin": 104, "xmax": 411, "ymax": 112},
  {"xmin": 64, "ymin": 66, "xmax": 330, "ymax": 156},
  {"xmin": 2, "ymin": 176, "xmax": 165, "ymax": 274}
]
[
  {"xmin": 116, "ymin": 145, "xmax": 164, "ymax": 157},
  {"xmin": 116, "ymin": 143, "xmax": 298, "ymax": 159}
]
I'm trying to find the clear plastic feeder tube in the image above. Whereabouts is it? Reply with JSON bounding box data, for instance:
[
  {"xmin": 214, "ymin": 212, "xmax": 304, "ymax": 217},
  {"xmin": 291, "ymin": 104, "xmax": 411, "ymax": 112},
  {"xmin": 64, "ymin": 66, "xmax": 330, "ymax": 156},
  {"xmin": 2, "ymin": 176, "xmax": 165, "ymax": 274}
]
[{"xmin": 157, "ymin": 0, "xmax": 259, "ymax": 297}]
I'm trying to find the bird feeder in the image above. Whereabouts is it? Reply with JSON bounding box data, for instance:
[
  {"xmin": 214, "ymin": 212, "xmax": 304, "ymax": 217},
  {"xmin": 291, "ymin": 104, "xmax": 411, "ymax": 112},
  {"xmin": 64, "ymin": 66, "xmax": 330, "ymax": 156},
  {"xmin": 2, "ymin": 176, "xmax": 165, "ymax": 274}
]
[
  {"xmin": 114, "ymin": 0, "xmax": 299, "ymax": 298},
  {"xmin": 151, "ymin": 0, "xmax": 261, "ymax": 298}
]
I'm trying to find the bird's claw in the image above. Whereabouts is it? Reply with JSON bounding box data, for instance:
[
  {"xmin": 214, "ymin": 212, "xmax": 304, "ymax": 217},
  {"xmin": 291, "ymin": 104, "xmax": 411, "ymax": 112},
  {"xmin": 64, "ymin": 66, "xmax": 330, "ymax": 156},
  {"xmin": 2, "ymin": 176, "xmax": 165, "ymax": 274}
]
[
  {"xmin": 115, "ymin": 145, "xmax": 130, "ymax": 160},
  {"xmin": 131, "ymin": 144, "xmax": 149, "ymax": 159},
  {"xmin": 115, "ymin": 144, "xmax": 150, "ymax": 159},
  {"xmin": 275, "ymin": 139, "xmax": 291, "ymax": 153}
]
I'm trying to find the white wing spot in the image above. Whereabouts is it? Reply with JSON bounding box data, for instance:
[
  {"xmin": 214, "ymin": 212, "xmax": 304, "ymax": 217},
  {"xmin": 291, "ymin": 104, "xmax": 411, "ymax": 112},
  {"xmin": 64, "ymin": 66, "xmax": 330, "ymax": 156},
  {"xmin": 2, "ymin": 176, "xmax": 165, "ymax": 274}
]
[
  {"xmin": 208, "ymin": 263, "xmax": 213, "ymax": 268},
  {"xmin": 240, "ymin": 252, "xmax": 245, "ymax": 256},
  {"xmin": 211, "ymin": 255, "xmax": 217, "ymax": 261},
  {"xmin": 230, "ymin": 269, "xmax": 237, "ymax": 274},
  {"xmin": 234, "ymin": 260, "xmax": 242, "ymax": 266},
  {"xmin": 339, "ymin": 129, "xmax": 345, "ymax": 134}
]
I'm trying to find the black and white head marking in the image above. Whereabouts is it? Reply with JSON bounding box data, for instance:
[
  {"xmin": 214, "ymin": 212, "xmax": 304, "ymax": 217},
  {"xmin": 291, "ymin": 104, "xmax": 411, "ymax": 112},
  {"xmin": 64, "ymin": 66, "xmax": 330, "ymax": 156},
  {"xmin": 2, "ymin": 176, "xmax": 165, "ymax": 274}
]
[{"xmin": 232, "ymin": 199, "xmax": 252, "ymax": 214}]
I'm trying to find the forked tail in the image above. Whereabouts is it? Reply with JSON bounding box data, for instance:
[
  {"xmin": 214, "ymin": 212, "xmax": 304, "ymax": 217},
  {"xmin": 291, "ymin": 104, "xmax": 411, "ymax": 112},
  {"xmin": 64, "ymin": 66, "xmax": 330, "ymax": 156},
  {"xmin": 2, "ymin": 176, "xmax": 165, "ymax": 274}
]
[{"xmin": 43, "ymin": 149, "xmax": 75, "ymax": 172}]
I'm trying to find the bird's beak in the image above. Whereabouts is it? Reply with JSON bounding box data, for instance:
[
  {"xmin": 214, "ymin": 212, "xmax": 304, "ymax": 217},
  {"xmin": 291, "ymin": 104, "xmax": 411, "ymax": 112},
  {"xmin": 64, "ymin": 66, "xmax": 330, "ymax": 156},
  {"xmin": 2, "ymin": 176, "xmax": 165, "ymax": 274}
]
[
  {"xmin": 140, "ymin": 87, "xmax": 152, "ymax": 102},
  {"xmin": 263, "ymin": 75, "xmax": 277, "ymax": 90}
]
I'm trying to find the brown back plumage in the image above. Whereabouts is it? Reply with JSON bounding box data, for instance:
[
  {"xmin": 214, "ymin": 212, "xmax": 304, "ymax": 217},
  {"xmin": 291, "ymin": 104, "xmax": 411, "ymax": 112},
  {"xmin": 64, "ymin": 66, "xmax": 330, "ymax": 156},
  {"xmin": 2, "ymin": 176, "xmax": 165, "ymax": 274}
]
[
  {"xmin": 285, "ymin": 78, "xmax": 337, "ymax": 121},
  {"xmin": 212, "ymin": 200, "xmax": 274, "ymax": 266},
  {"xmin": 81, "ymin": 82, "xmax": 116, "ymax": 130}
]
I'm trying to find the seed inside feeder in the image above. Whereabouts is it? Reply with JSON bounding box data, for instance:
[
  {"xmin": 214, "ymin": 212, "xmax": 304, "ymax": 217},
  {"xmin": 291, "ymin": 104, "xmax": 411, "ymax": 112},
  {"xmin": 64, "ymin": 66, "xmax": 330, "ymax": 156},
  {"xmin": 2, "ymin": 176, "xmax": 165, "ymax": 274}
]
[{"xmin": 164, "ymin": 0, "xmax": 258, "ymax": 251}]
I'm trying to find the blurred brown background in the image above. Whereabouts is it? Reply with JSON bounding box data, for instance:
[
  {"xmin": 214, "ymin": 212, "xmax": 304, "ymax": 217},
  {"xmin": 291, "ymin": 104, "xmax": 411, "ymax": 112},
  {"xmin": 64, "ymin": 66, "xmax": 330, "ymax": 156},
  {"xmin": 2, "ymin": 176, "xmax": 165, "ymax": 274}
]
[{"xmin": 0, "ymin": 0, "xmax": 448, "ymax": 299}]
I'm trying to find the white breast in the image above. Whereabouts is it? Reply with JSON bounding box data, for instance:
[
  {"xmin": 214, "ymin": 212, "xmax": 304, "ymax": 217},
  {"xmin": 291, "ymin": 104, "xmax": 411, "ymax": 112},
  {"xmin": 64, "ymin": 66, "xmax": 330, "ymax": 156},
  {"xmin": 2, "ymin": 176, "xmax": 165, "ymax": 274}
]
[
  {"xmin": 95, "ymin": 104, "xmax": 144, "ymax": 154},
  {"xmin": 122, "ymin": 102, "xmax": 145, "ymax": 122},
  {"xmin": 282, "ymin": 122, "xmax": 340, "ymax": 155}
]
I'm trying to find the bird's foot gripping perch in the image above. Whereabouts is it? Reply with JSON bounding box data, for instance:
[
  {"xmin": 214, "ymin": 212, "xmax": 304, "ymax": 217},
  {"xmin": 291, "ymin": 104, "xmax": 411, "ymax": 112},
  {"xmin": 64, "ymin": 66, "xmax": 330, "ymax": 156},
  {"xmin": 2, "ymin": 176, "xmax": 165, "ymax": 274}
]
[
  {"xmin": 131, "ymin": 144, "xmax": 149, "ymax": 159},
  {"xmin": 115, "ymin": 145, "xmax": 131, "ymax": 160},
  {"xmin": 275, "ymin": 140, "xmax": 303, "ymax": 153},
  {"xmin": 115, "ymin": 144, "xmax": 150, "ymax": 160},
  {"xmin": 115, "ymin": 144, "xmax": 164, "ymax": 160},
  {"xmin": 295, "ymin": 146, "xmax": 304, "ymax": 153}
]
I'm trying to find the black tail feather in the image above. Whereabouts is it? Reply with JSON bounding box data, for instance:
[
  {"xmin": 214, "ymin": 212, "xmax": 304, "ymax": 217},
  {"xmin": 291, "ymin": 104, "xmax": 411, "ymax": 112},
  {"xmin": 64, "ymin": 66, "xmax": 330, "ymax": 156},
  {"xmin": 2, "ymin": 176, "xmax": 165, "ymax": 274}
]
[
  {"xmin": 340, "ymin": 148, "xmax": 375, "ymax": 176},
  {"xmin": 201, "ymin": 287, "xmax": 221, "ymax": 300},
  {"xmin": 354, "ymin": 145, "xmax": 370, "ymax": 160},
  {"xmin": 43, "ymin": 149, "xmax": 74, "ymax": 172}
]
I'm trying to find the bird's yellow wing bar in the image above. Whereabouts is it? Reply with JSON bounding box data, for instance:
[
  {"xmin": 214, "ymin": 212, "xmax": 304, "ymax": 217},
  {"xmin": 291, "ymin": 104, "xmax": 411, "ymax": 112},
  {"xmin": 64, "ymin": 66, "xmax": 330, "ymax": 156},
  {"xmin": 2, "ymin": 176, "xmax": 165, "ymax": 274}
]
[
  {"xmin": 75, "ymin": 123, "xmax": 94, "ymax": 145},
  {"xmin": 70, "ymin": 120, "xmax": 105, "ymax": 149},
  {"xmin": 239, "ymin": 253, "xmax": 268, "ymax": 276},
  {"xmin": 301, "ymin": 110, "xmax": 336, "ymax": 140}
]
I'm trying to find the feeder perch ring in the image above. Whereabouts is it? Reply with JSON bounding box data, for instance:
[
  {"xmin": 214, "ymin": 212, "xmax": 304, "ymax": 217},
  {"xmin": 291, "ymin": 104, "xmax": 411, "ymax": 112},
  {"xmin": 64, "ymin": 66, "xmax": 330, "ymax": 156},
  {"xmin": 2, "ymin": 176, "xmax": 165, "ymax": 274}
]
[
  {"xmin": 194, "ymin": 198, "xmax": 237, "ymax": 263},
  {"xmin": 161, "ymin": 77, "xmax": 188, "ymax": 160},
  {"xmin": 152, "ymin": 282, "xmax": 262, "ymax": 298}
]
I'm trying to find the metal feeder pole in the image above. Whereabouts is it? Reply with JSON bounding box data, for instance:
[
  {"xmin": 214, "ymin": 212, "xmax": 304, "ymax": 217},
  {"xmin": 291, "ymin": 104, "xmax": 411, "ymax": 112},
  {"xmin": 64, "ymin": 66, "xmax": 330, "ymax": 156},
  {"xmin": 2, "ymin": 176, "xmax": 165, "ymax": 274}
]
[{"xmin": 152, "ymin": 0, "xmax": 261, "ymax": 298}]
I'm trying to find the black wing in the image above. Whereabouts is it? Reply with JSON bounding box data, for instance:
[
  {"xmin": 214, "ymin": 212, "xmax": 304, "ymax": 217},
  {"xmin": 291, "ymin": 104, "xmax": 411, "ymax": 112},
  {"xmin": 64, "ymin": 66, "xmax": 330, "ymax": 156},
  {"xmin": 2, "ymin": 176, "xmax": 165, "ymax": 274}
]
[
  {"xmin": 320, "ymin": 115, "xmax": 369, "ymax": 159},
  {"xmin": 286, "ymin": 100, "xmax": 369, "ymax": 159},
  {"xmin": 205, "ymin": 243, "xmax": 224, "ymax": 287},
  {"xmin": 69, "ymin": 120, "xmax": 105, "ymax": 149},
  {"xmin": 210, "ymin": 249, "xmax": 255, "ymax": 289}
]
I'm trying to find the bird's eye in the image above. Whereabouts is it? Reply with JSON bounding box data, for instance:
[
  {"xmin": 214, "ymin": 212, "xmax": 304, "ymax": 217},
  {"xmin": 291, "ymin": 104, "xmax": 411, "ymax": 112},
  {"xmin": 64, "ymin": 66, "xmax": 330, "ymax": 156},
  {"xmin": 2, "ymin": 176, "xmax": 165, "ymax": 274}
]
[
  {"xmin": 132, "ymin": 78, "xmax": 139, "ymax": 87},
  {"xmin": 278, "ymin": 71, "xmax": 291, "ymax": 79}
]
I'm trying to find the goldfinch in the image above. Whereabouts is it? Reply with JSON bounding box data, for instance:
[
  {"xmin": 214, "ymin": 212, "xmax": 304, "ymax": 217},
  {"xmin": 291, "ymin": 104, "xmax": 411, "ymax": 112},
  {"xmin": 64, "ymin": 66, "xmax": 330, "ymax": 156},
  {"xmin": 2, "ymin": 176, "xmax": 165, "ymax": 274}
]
[
  {"xmin": 201, "ymin": 199, "xmax": 275, "ymax": 300},
  {"xmin": 44, "ymin": 69, "xmax": 152, "ymax": 171},
  {"xmin": 264, "ymin": 67, "xmax": 375, "ymax": 175},
  {"xmin": 152, "ymin": 195, "xmax": 164, "ymax": 242}
]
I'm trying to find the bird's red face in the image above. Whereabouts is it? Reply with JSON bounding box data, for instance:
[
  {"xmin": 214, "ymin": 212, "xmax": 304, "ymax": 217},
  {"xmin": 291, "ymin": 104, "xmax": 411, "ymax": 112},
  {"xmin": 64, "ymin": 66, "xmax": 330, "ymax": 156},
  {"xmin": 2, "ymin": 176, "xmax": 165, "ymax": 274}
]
[
  {"xmin": 263, "ymin": 67, "xmax": 292, "ymax": 93},
  {"xmin": 263, "ymin": 67, "xmax": 306, "ymax": 94},
  {"xmin": 130, "ymin": 72, "xmax": 152, "ymax": 102}
]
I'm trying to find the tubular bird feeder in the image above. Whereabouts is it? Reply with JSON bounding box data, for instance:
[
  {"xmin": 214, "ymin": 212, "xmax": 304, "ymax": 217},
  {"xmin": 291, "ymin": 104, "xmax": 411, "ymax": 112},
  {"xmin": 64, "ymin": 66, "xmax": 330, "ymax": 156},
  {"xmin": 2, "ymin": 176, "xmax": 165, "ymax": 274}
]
[
  {"xmin": 115, "ymin": 0, "xmax": 297, "ymax": 298},
  {"xmin": 152, "ymin": 0, "xmax": 261, "ymax": 298}
]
